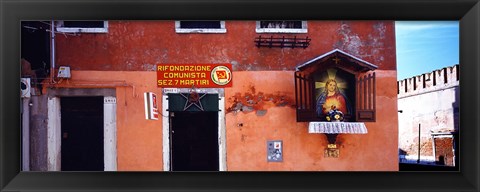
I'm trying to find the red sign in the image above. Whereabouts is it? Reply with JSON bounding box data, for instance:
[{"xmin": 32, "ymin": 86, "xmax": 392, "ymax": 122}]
[
  {"xmin": 157, "ymin": 64, "xmax": 232, "ymax": 88},
  {"xmin": 144, "ymin": 92, "xmax": 158, "ymax": 120}
]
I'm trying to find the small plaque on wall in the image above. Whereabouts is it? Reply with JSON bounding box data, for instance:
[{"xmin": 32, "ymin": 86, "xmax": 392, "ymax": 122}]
[
  {"xmin": 144, "ymin": 92, "xmax": 159, "ymax": 120},
  {"xmin": 325, "ymin": 148, "xmax": 339, "ymax": 158},
  {"xmin": 267, "ymin": 140, "xmax": 283, "ymax": 162}
]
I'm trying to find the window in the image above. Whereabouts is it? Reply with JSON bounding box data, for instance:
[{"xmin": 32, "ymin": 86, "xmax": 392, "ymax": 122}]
[
  {"xmin": 295, "ymin": 49, "xmax": 377, "ymax": 122},
  {"xmin": 256, "ymin": 21, "xmax": 307, "ymax": 33},
  {"xmin": 55, "ymin": 21, "xmax": 108, "ymax": 33},
  {"xmin": 175, "ymin": 21, "xmax": 226, "ymax": 33}
]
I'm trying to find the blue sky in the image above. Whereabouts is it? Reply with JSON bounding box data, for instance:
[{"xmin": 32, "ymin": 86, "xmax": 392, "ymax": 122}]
[{"xmin": 395, "ymin": 21, "xmax": 459, "ymax": 80}]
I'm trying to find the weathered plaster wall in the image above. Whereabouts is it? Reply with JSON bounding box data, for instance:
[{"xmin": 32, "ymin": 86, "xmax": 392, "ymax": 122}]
[
  {"xmin": 397, "ymin": 65, "xmax": 459, "ymax": 157},
  {"xmin": 47, "ymin": 71, "xmax": 164, "ymax": 171},
  {"xmin": 225, "ymin": 71, "xmax": 398, "ymax": 171},
  {"xmin": 43, "ymin": 20, "xmax": 398, "ymax": 171},
  {"xmin": 55, "ymin": 21, "xmax": 396, "ymax": 71},
  {"xmin": 42, "ymin": 69, "xmax": 399, "ymax": 171}
]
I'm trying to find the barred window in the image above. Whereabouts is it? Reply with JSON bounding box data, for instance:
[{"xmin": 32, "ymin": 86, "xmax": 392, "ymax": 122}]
[
  {"xmin": 175, "ymin": 21, "xmax": 226, "ymax": 33},
  {"xmin": 56, "ymin": 21, "xmax": 108, "ymax": 33},
  {"xmin": 256, "ymin": 21, "xmax": 307, "ymax": 33}
]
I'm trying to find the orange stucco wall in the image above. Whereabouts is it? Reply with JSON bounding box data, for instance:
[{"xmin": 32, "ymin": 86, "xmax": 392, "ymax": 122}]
[
  {"xmin": 225, "ymin": 71, "xmax": 398, "ymax": 171},
  {"xmin": 49, "ymin": 69, "xmax": 398, "ymax": 171},
  {"xmin": 50, "ymin": 71, "xmax": 164, "ymax": 171},
  {"xmin": 49, "ymin": 20, "xmax": 398, "ymax": 171}
]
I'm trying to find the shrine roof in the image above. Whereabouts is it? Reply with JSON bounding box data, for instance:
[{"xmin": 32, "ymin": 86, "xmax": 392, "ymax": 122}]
[{"xmin": 296, "ymin": 49, "xmax": 378, "ymax": 72}]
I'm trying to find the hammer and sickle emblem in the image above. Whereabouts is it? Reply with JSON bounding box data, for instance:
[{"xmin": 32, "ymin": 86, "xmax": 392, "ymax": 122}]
[{"xmin": 216, "ymin": 70, "xmax": 227, "ymax": 79}]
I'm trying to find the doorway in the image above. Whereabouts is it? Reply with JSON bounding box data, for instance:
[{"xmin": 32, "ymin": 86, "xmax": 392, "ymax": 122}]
[
  {"xmin": 434, "ymin": 136, "xmax": 455, "ymax": 166},
  {"xmin": 60, "ymin": 96, "xmax": 104, "ymax": 171},
  {"xmin": 170, "ymin": 111, "xmax": 219, "ymax": 171}
]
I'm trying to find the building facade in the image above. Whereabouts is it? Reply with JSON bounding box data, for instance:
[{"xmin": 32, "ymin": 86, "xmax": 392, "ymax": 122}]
[
  {"xmin": 397, "ymin": 65, "xmax": 459, "ymax": 166},
  {"xmin": 21, "ymin": 20, "xmax": 398, "ymax": 171}
]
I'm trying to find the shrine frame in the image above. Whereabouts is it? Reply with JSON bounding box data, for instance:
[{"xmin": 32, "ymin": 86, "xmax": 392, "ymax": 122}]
[
  {"xmin": 1, "ymin": 0, "xmax": 478, "ymax": 192},
  {"xmin": 295, "ymin": 49, "xmax": 378, "ymax": 122}
]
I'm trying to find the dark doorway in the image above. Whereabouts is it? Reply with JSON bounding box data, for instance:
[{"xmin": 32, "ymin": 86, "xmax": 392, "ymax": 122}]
[
  {"xmin": 170, "ymin": 111, "xmax": 219, "ymax": 171},
  {"xmin": 61, "ymin": 97, "xmax": 104, "ymax": 171},
  {"xmin": 434, "ymin": 137, "xmax": 455, "ymax": 166}
]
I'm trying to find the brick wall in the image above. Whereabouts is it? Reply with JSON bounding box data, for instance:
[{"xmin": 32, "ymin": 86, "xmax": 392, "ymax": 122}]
[{"xmin": 397, "ymin": 65, "xmax": 459, "ymax": 162}]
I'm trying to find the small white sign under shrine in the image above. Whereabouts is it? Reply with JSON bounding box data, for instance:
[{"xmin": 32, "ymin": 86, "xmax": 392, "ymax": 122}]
[{"xmin": 308, "ymin": 122, "xmax": 368, "ymax": 134}]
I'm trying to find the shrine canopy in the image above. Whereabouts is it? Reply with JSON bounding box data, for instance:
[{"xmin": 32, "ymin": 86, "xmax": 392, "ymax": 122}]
[{"xmin": 295, "ymin": 49, "xmax": 378, "ymax": 74}]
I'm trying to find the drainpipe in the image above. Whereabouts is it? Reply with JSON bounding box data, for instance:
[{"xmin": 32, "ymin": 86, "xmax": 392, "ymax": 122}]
[
  {"xmin": 417, "ymin": 124, "xmax": 421, "ymax": 164},
  {"xmin": 432, "ymin": 134, "xmax": 436, "ymax": 164},
  {"xmin": 50, "ymin": 20, "xmax": 56, "ymax": 84}
]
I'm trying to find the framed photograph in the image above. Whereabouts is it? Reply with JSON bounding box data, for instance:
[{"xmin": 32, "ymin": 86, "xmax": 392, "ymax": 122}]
[{"xmin": 1, "ymin": 0, "xmax": 479, "ymax": 191}]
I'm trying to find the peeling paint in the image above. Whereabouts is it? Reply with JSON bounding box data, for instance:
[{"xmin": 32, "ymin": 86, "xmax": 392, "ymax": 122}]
[
  {"xmin": 337, "ymin": 23, "xmax": 363, "ymax": 56},
  {"xmin": 226, "ymin": 85, "xmax": 295, "ymax": 114},
  {"xmin": 256, "ymin": 110, "xmax": 267, "ymax": 116},
  {"xmin": 56, "ymin": 21, "xmax": 396, "ymax": 71},
  {"xmin": 373, "ymin": 22, "xmax": 387, "ymax": 39},
  {"xmin": 141, "ymin": 63, "xmax": 156, "ymax": 71},
  {"xmin": 231, "ymin": 60, "xmax": 239, "ymax": 67},
  {"xmin": 434, "ymin": 110, "xmax": 448, "ymax": 125}
]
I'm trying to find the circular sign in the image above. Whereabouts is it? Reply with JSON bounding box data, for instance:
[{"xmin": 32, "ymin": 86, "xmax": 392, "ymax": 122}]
[{"xmin": 211, "ymin": 66, "xmax": 232, "ymax": 86}]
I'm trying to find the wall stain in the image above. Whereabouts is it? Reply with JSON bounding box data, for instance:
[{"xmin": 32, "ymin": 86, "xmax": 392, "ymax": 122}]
[
  {"xmin": 336, "ymin": 135, "xmax": 344, "ymax": 147},
  {"xmin": 227, "ymin": 85, "xmax": 295, "ymax": 115},
  {"xmin": 241, "ymin": 134, "xmax": 247, "ymax": 142}
]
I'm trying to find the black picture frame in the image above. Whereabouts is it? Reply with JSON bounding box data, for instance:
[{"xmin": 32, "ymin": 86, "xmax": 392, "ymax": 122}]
[{"xmin": 1, "ymin": 0, "xmax": 478, "ymax": 191}]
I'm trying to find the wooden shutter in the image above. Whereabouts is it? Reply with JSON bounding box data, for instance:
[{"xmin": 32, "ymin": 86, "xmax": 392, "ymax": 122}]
[
  {"xmin": 295, "ymin": 72, "xmax": 315, "ymax": 122},
  {"xmin": 356, "ymin": 72, "xmax": 376, "ymax": 122}
]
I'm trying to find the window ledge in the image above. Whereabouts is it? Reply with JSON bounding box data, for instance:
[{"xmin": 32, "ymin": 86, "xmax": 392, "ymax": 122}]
[
  {"xmin": 256, "ymin": 28, "xmax": 307, "ymax": 33},
  {"xmin": 56, "ymin": 28, "xmax": 108, "ymax": 33},
  {"xmin": 175, "ymin": 28, "xmax": 227, "ymax": 34}
]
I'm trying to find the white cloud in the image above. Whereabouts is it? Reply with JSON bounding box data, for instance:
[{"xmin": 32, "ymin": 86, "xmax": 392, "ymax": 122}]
[{"xmin": 395, "ymin": 21, "xmax": 458, "ymax": 36}]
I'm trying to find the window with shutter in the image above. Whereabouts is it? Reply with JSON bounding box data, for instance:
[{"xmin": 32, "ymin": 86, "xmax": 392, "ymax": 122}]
[{"xmin": 294, "ymin": 49, "xmax": 378, "ymax": 122}]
